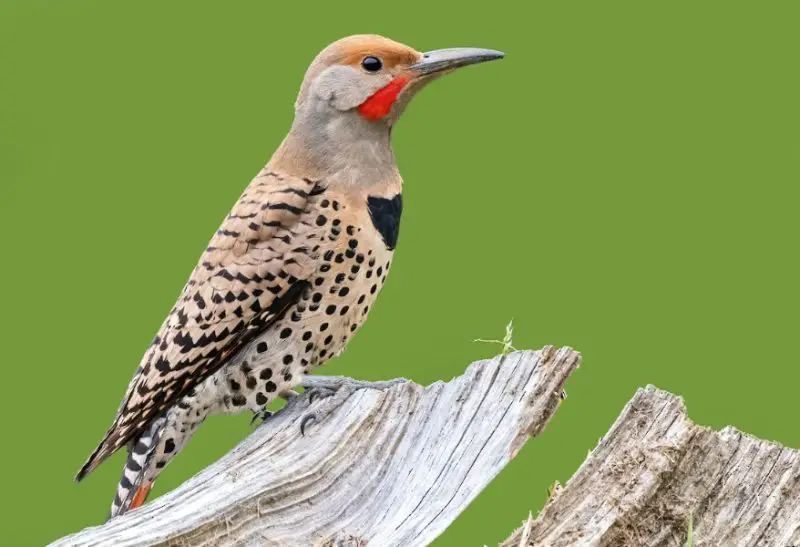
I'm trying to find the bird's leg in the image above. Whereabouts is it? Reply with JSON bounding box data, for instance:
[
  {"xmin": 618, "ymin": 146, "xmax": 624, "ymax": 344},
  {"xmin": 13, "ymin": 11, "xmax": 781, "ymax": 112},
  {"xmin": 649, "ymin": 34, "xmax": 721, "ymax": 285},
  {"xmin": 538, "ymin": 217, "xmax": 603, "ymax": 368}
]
[
  {"xmin": 249, "ymin": 408, "xmax": 273, "ymax": 426},
  {"xmin": 250, "ymin": 388, "xmax": 301, "ymax": 426},
  {"xmin": 298, "ymin": 376, "xmax": 407, "ymax": 436}
]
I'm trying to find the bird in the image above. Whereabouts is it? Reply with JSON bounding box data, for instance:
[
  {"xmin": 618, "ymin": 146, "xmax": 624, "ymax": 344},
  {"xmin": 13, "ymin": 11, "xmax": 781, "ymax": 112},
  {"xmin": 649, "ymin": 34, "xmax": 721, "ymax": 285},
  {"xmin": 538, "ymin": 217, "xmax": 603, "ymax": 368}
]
[{"xmin": 75, "ymin": 34, "xmax": 504, "ymax": 518}]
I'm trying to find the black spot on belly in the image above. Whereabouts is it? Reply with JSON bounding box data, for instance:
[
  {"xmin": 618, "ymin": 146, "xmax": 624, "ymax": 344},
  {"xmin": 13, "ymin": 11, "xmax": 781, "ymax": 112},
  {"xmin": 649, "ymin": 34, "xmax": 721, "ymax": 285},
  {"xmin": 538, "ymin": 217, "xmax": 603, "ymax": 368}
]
[{"xmin": 367, "ymin": 194, "xmax": 402, "ymax": 250}]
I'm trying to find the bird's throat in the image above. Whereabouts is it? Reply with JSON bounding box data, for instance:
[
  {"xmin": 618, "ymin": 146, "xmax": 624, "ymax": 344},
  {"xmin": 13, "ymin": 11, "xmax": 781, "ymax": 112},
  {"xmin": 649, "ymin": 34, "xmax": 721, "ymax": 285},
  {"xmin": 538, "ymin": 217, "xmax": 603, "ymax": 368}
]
[{"xmin": 358, "ymin": 76, "xmax": 410, "ymax": 121}]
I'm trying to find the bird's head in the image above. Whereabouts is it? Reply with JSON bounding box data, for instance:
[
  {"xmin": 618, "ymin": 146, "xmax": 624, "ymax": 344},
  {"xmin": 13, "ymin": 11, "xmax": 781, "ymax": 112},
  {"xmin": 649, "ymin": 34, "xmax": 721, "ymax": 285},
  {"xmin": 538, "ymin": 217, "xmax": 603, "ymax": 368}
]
[
  {"xmin": 273, "ymin": 35, "xmax": 503, "ymax": 182},
  {"xmin": 296, "ymin": 35, "xmax": 503, "ymax": 125},
  {"xmin": 295, "ymin": 34, "xmax": 504, "ymax": 125}
]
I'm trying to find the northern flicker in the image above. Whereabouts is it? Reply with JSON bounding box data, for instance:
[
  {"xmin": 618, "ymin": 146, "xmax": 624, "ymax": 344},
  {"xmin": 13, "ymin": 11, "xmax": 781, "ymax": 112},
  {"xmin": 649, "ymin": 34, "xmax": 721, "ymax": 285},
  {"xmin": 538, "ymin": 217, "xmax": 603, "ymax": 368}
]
[{"xmin": 75, "ymin": 34, "xmax": 503, "ymax": 518}]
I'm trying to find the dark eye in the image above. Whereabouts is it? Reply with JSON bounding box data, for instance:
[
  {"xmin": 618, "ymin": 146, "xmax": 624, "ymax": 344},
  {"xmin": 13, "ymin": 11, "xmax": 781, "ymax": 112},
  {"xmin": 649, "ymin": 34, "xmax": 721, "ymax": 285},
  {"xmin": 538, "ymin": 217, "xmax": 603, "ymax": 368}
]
[{"xmin": 361, "ymin": 56, "xmax": 383, "ymax": 72}]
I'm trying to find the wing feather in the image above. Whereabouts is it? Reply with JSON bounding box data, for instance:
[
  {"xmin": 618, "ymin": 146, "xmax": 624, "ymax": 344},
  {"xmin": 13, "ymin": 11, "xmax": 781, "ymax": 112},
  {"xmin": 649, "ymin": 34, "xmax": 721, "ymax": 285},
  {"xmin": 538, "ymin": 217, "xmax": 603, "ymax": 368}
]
[{"xmin": 76, "ymin": 171, "xmax": 322, "ymax": 480}]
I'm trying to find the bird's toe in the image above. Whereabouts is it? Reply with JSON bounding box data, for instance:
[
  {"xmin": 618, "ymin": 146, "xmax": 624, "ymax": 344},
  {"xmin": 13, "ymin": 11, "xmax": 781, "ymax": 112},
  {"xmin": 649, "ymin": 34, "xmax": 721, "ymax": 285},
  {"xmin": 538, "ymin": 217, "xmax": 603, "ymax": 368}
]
[
  {"xmin": 300, "ymin": 414, "xmax": 317, "ymax": 436},
  {"xmin": 250, "ymin": 408, "xmax": 274, "ymax": 427}
]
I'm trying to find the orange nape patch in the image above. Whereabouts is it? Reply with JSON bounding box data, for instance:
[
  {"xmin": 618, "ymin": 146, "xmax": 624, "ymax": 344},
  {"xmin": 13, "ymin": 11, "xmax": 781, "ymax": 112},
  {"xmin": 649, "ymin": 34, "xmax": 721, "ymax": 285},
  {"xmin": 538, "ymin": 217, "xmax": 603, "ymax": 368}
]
[{"xmin": 358, "ymin": 77, "xmax": 410, "ymax": 121}]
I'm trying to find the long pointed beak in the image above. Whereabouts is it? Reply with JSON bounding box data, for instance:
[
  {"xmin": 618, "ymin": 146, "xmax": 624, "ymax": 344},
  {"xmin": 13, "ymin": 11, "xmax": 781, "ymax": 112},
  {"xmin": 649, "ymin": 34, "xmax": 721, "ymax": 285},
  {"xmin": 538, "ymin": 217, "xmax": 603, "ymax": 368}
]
[{"xmin": 409, "ymin": 47, "xmax": 505, "ymax": 76}]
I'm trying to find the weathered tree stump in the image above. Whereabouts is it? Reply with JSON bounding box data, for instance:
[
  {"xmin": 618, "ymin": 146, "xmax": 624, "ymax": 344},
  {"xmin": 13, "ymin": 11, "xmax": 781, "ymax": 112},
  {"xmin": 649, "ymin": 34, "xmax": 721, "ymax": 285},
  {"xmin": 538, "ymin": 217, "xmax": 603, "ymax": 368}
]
[
  {"xmin": 53, "ymin": 346, "xmax": 580, "ymax": 547},
  {"xmin": 500, "ymin": 386, "xmax": 800, "ymax": 547}
]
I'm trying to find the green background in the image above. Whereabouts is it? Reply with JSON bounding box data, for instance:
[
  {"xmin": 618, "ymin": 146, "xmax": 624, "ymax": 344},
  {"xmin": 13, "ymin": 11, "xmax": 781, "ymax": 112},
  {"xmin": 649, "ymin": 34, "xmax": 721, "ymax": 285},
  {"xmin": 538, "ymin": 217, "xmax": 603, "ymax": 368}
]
[{"xmin": 1, "ymin": 1, "xmax": 798, "ymax": 545}]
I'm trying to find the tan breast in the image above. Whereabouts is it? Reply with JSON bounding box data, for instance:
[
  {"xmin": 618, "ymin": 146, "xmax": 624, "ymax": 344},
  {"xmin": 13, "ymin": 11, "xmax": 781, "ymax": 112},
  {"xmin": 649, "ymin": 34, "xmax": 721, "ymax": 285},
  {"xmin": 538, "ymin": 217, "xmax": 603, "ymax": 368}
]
[{"xmin": 296, "ymin": 192, "xmax": 396, "ymax": 370}]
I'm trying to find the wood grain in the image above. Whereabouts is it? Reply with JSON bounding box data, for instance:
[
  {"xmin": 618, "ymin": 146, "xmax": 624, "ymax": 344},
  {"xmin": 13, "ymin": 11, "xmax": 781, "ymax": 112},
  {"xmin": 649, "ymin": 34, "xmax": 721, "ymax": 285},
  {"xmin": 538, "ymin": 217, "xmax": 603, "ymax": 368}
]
[
  {"xmin": 53, "ymin": 346, "xmax": 580, "ymax": 547},
  {"xmin": 500, "ymin": 386, "xmax": 800, "ymax": 547}
]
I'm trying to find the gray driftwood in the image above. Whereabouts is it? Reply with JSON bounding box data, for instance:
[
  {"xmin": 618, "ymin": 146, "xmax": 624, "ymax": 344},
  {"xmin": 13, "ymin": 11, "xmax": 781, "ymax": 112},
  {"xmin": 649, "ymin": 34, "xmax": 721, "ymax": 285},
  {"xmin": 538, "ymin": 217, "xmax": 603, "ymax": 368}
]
[
  {"xmin": 500, "ymin": 385, "xmax": 800, "ymax": 547},
  {"xmin": 53, "ymin": 346, "xmax": 580, "ymax": 547}
]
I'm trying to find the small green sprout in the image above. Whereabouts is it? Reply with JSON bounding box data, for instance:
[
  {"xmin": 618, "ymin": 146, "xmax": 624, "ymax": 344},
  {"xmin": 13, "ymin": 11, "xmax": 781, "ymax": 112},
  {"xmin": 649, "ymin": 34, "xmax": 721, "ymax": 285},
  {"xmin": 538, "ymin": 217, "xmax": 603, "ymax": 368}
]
[
  {"xmin": 474, "ymin": 319, "xmax": 517, "ymax": 355},
  {"xmin": 685, "ymin": 515, "xmax": 693, "ymax": 547}
]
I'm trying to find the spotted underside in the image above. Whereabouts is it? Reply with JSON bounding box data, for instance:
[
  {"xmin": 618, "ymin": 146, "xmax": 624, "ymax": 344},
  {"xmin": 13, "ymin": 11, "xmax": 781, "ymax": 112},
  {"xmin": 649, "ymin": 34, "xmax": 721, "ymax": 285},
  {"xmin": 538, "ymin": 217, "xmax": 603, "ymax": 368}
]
[{"xmin": 111, "ymin": 221, "xmax": 395, "ymax": 515}]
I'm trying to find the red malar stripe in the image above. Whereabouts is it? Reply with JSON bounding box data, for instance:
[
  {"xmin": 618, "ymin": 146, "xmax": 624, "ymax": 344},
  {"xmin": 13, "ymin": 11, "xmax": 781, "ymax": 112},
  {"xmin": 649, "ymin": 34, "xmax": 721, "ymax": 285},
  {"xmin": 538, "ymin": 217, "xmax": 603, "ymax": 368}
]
[{"xmin": 358, "ymin": 76, "xmax": 410, "ymax": 121}]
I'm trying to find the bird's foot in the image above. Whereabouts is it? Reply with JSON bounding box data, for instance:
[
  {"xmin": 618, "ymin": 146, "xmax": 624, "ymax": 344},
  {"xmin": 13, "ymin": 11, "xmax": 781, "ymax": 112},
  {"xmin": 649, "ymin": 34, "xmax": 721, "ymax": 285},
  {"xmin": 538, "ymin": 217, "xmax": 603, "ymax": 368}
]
[
  {"xmin": 249, "ymin": 408, "xmax": 273, "ymax": 426},
  {"xmin": 297, "ymin": 376, "xmax": 407, "ymax": 436},
  {"xmin": 301, "ymin": 375, "xmax": 406, "ymax": 399},
  {"xmin": 250, "ymin": 389, "xmax": 301, "ymax": 426}
]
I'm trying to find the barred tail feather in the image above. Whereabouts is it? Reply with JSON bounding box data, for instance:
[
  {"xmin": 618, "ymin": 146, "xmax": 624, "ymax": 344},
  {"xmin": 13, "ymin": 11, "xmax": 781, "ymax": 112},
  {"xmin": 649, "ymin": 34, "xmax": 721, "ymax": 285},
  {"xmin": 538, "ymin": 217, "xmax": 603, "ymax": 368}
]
[{"xmin": 108, "ymin": 417, "xmax": 165, "ymax": 519}]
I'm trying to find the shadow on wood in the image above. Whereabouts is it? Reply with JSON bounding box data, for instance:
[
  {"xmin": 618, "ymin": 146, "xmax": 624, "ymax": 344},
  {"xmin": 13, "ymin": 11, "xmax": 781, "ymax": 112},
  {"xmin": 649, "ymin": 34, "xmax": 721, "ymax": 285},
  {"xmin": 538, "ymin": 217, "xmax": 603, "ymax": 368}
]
[{"xmin": 53, "ymin": 346, "xmax": 580, "ymax": 547}]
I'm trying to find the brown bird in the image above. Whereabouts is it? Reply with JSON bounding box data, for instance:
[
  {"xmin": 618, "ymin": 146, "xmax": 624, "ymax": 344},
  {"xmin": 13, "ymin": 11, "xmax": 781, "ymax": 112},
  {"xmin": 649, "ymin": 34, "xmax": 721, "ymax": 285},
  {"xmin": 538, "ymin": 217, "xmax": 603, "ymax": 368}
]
[{"xmin": 75, "ymin": 34, "xmax": 503, "ymax": 518}]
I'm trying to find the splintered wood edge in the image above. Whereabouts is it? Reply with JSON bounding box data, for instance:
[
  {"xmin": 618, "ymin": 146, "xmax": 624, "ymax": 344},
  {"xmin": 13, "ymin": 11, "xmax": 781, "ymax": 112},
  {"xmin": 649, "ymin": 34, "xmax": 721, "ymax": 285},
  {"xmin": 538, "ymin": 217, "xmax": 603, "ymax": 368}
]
[
  {"xmin": 52, "ymin": 346, "xmax": 581, "ymax": 547},
  {"xmin": 500, "ymin": 386, "xmax": 800, "ymax": 547}
]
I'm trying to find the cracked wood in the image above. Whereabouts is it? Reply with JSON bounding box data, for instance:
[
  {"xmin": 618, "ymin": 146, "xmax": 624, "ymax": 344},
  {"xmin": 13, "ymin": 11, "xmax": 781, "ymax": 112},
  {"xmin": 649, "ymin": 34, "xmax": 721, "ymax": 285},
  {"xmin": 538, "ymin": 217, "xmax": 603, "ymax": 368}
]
[
  {"xmin": 53, "ymin": 346, "xmax": 580, "ymax": 547},
  {"xmin": 500, "ymin": 385, "xmax": 800, "ymax": 547}
]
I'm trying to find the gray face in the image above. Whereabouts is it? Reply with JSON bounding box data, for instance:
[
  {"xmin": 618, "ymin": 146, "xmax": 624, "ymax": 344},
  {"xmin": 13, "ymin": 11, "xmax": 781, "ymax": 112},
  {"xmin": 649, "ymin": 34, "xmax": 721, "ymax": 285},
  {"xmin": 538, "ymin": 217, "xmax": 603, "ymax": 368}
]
[
  {"xmin": 302, "ymin": 46, "xmax": 505, "ymax": 124},
  {"xmin": 312, "ymin": 64, "xmax": 396, "ymax": 113}
]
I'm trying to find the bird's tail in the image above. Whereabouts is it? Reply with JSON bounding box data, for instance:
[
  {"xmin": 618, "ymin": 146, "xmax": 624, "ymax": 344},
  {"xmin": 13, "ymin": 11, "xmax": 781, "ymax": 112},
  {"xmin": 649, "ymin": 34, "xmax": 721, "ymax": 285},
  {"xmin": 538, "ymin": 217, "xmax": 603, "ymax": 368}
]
[{"xmin": 108, "ymin": 417, "xmax": 165, "ymax": 520}]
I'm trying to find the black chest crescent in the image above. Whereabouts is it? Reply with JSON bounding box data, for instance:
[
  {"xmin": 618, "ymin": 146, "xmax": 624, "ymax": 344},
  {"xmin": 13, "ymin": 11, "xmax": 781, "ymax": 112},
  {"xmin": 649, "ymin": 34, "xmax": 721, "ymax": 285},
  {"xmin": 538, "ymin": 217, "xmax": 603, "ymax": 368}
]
[{"xmin": 367, "ymin": 194, "xmax": 402, "ymax": 250}]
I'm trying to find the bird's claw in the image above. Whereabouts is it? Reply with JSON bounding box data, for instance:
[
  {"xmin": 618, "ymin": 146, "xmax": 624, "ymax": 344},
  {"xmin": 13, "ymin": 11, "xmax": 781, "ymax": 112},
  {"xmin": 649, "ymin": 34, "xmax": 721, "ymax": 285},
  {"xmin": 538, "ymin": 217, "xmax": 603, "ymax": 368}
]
[
  {"xmin": 296, "ymin": 376, "xmax": 407, "ymax": 436},
  {"xmin": 300, "ymin": 414, "xmax": 317, "ymax": 436},
  {"xmin": 297, "ymin": 387, "xmax": 335, "ymax": 436},
  {"xmin": 306, "ymin": 386, "xmax": 337, "ymax": 405},
  {"xmin": 250, "ymin": 409, "xmax": 273, "ymax": 426}
]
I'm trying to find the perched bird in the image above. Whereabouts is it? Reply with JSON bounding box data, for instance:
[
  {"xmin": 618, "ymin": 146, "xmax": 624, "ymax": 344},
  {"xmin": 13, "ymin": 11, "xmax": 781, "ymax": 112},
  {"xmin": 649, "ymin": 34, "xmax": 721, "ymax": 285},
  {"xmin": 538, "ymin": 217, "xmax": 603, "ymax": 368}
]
[{"xmin": 75, "ymin": 34, "xmax": 503, "ymax": 518}]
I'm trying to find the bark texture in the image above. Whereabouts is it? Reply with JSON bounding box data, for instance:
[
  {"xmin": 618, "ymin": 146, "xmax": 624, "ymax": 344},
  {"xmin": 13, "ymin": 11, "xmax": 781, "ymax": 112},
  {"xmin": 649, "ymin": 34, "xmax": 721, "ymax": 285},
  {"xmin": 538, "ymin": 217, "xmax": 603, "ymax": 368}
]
[
  {"xmin": 53, "ymin": 346, "xmax": 580, "ymax": 547},
  {"xmin": 500, "ymin": 386, "xmax": 800, "ymax": 547}
]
